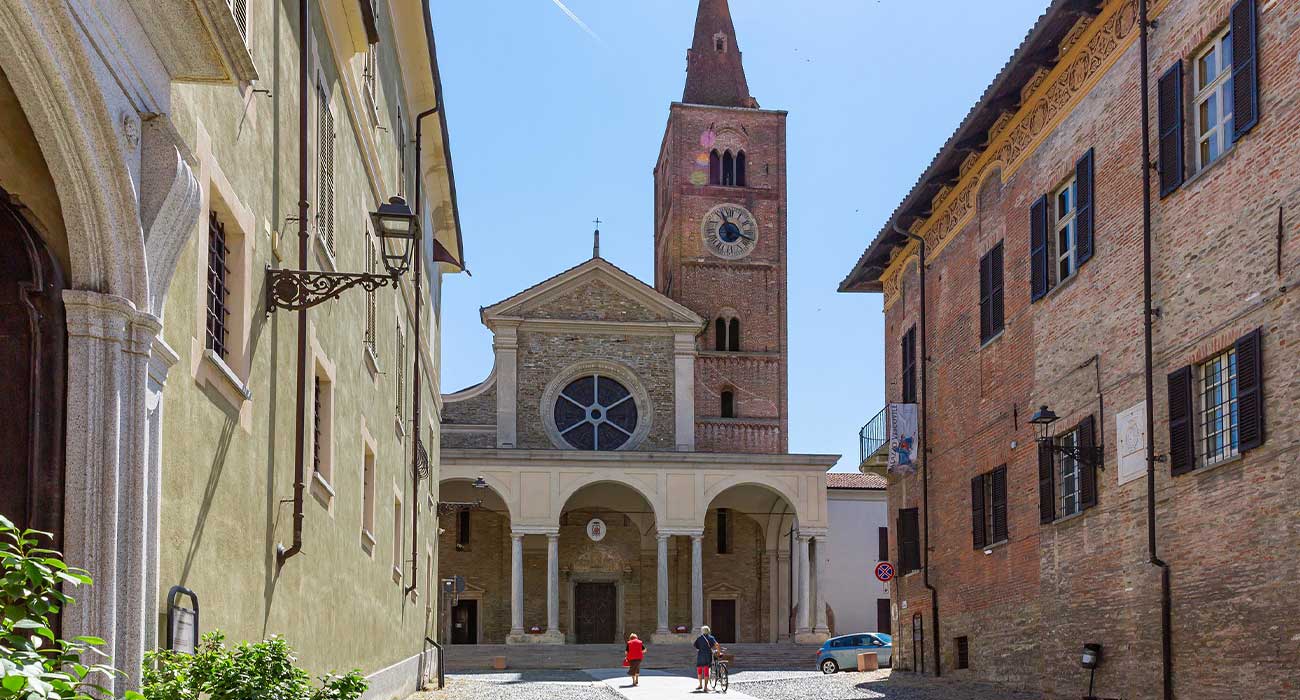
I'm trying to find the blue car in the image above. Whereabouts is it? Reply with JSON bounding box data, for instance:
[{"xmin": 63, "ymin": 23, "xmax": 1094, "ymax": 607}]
[{"xmin": 816, "ymin": 632, "xmax": 893, "ymax": 673}]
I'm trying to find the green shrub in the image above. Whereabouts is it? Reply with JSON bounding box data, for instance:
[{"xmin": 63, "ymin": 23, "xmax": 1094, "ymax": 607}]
[
  {"xmin": 0, "ymin": 514, "xmax": 126, "ymax": 700},
  {"xmin": 141, "ymin": 633, "xmax": 366, "ymax": 700}
]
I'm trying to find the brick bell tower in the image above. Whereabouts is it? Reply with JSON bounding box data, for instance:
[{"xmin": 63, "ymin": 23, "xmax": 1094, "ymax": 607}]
[{"xmin": 654, "ymin": 0, "xmax": 788, "ymax": 454}]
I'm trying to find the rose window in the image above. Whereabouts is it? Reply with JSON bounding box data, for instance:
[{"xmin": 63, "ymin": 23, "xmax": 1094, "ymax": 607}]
[{"xmin": 552, "ymin": 374, "xmax": 638, "ymax": 450}]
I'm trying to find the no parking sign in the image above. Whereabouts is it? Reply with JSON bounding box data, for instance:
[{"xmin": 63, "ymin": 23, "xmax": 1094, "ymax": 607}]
[{"xmin": 875, "ymin": 562, "xmax": 895, "ymax": 582}]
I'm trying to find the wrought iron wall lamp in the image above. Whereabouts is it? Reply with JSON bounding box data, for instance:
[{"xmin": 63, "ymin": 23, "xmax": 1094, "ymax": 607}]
[
  {"xmin": 1029, "ymin": 405, "xmax": 1103, "ymax": 468},
  {"xmin": 265, "ymin": 196, "xmax": 418, "ymax": 313}
]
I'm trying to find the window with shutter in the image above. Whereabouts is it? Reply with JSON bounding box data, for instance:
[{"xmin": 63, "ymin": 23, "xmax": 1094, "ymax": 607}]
[
  {"xmin": 1077, "ymin": 415, "xmax": 1098, "ymax": 509},
  {"xmin": 901, "ymin": 326, "xmax": 917, "ymax": 403},
  {"xmin": 1058, "ymin": 429, "xmax": 1082, "ymax": 517},
  {"xmin": 1167, "ymin": 365, "xmax": 1196, "ymax": 475},
  {"xmin": 991, "ymin": 465, "xmax": 1007, "ymax": 542},
  {"xmin": 317, "ymin": 84, "xmax": 336, "ymax": 259},
  {"xmin": 1194, "ymin": 29, "xmax": 1235, "ymax": 171},
  {"xmin": 1230, "ymin": 0, "xmax": 1259, "ymax": 139},
  {"xmin": 971, "ymin": 474, "xmax": 986, "ymax": 550},
  {"xmin": 1157, "ymin": 61, "xmax": 1185, "ymax": 196},
  {"xmin": 1038, "ymin": 440, "xmax": 1055, "ymax": 524},
  {"xmin": 1029, "ymin": 195, "xmax": 1049, "ymax": 300},
  {"xmin": 1234, "ymin": 328, "xmax": 1264, "ymax": 451},
  {"xmin": 878, "ymin": 526, "xmax": 889, "ymax": 562},
  {"xmin": 1199, "ymin": 348, "xmax": 1240, "ymax": 466},
  {"xmin": 1074, "ymin": 150, "xmax": 1094, "ymax": 266},
  {"xmin": 979, "ymin": 243, "xmax": 1004, "ymax": 343},
  {"xmin": 898, "ymin": 508, "xmax": 920, "ymax": 574}
]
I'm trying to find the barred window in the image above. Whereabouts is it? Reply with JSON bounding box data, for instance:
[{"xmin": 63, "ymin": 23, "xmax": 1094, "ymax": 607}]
[
  {"xmin": 317, "ymin": 83, "xmax": 336, "ymax": 259},
  {"xmin": 205, "ymin": 212, "xmax": 231, "ymax": 359},
  {"xmin": 313, "ymin": 376, "xmax": 323, "ymax": 475},
  {"xmin": 395, "ymin": 326, "xmax": 406, "ymax": 432},
  {"xmin": 1200, "ymin": 348, "xmax": 1238, "ymax": 465}
]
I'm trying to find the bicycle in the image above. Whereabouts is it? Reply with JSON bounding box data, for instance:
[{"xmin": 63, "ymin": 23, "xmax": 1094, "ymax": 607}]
[{"xmin": 710, "ymin": 647, "xmax": 729, "ymax": 693}]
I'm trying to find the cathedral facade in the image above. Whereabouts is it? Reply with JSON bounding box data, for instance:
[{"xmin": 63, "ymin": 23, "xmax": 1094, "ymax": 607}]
[{"xmin": 438, "ymin": 0, "xmax": 835, "ymax": 646}]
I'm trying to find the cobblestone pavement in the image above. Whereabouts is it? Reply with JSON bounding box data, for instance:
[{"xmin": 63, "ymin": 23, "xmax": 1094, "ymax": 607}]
[{"xmin": 414, "ymin": 669, "xmax": 1043, "ymax": 700}]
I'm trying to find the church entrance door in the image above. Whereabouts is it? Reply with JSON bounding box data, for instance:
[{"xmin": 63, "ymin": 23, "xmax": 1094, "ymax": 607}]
[
  {"xmin": 450, "ymin": 600, "xmax": 477, "ymax": 644},
  {"xmin": 574, "ymin": 582, "xmax": 617, "ymax": 644},
  {"xmin": 711, "ymin": 600, "xmax": 737, "ymax": 643}
]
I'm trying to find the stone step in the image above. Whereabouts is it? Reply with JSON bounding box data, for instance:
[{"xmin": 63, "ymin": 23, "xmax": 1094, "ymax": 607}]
[{"xmin": 444, "ymin": 643, "xmax": 821, "ymax": 672}]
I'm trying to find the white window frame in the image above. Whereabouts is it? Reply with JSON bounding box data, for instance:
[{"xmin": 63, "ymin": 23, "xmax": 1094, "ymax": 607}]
[
  {"xmin": 1199, "ymin": 348, "xmax": 1239, "ymax": 467},
  {"xmin": 1053, "ymin": 177, "xmax": 1078, "ymax": 284},
  {"xmin": 1194, "ymin": 27, "xmax": 1234, "ymax": 171},
  {"xmin": 392, "ymin": 489, "xmax": 405, "ymax": 583},
  {"xmin": 360, "ymin": 428, "xmax": 377, "ymax": 553},
  {"xmin": 1058, "ymin": 429, "xmax": 1081, "ymax": 518}
]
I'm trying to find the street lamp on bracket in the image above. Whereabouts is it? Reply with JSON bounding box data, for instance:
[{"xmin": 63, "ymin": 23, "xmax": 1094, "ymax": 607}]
[
  {"xmin": 266, "ymin": 196, "xmax": 419, "ymax": 314},
  {"xmin": 436, "ymin": 476, "xmax": 489, "ymax": 517},
  {"xmin": 1029, "ymin": 405, "xmax": 1103, "ymax": 468}
]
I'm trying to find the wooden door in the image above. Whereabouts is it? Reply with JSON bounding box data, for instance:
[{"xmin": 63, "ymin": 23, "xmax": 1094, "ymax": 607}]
[
  {"xmin": 450, "ymin": 600, "xmax": 477, "ymax": 644},
  {"xmin": 0, "ymin": 192, "xmax": 65, "ymax": 546},
  {"xmin": 710, "ymin": 599, "xmax": 737, "ymax": 643},
  {"xmin": 876, "ymin": 598, "xmax": 892, "ymax": 636},
  {"xmin": 574, "ymin": 582, "xmax": 617, "ymax": 644}
]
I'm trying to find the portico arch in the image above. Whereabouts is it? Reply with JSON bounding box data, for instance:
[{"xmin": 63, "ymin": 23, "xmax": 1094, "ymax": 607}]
[
  {"xmin": 437, "ymin": 477, "xmax": 512, "ymax": 644},
  {"xmin": 557, "ymin": 476, "xmax": 664, "ymax": 527}
]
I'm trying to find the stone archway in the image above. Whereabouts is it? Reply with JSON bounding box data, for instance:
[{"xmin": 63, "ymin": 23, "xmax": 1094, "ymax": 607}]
[{"xmin": 437, "ymin": 478, "xmax": 512, "ymax": 643}]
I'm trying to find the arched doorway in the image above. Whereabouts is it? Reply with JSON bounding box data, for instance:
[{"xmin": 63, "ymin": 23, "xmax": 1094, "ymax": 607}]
[
  {"xmin": 437, "ymin": 478, "xmax": 511, "ymax": 644},
  {"xmin": 0, "ymin": 189, "xmax": 66, "ymax": 545},
  {"xmin": 559, "ymin": 481, "xmax": 658, "ymax": 644},
  {"xmin": 704, "ymin": 483, "xmax": 798, "ymax": 643}
]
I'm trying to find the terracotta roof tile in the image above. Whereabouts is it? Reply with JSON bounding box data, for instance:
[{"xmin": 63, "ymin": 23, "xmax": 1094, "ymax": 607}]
[{"xmin": 826, "ymin": 472, "xmax": 887, "ymax": 490}]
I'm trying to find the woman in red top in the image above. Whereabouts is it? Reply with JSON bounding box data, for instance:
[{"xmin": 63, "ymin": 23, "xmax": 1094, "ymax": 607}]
[{"xmin": 625, "ymin": 633, "xmax": 646, "ymax": 686}]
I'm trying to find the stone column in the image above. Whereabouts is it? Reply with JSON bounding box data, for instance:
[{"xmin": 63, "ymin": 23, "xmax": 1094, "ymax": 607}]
[
  {"xmin": 656, "ymin": 534, "xmax": 670, "ymax": 634},
  {"xmin": 546, "ymin": 533, "xmax": 560, "ymax": 632},
  {"xmin": 510, "ymin": 533, "xmax": 525, "ymax": 635},
  {"xmin": 814, "ymin": 536, "xmax": 830, "ymax": 634},
  {"xmin": 691, "ymin": 533, "xmax": 704, "ymax": 633},
  {"xmin": 796, "ymin": 534, "xmax": 812, "ymax": 634}
]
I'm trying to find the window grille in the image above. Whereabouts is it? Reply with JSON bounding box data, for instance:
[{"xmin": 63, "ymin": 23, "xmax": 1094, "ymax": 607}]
[
  {"xmin": 317, "ymin": 84, "xmax": 336, "ymax": 258},
  {"xmin": 205, "ymin": 212, "xmax": 231, "ymax": 360},
  {"xmin": 228, "ymin": 0, "xmax": 248, "ymax": 39},
  {"xmin": 955, "ymin": 636, "xmax": 970, "ymax": 669},
  {"xmin": 364, "ymin": 232, "xmax": 377, "ymax": 357},
  {"xmin": 313, "ymin": 376, "xmax": 322, "ymax": 475},
  {"xmin": 1200, "ymin": 348, "xmax": 1238, "ymax": 465},
  {"xmin": 1059, "ymin": 430, "xmax": 1081, "ymax": 517},
  {"xmin": 1195, "ymin": 28, "xmax": 1234, "ymax": 170}
]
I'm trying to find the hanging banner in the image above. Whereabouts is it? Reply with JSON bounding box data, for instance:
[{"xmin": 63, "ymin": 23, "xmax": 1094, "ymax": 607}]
[{"xmin": 887, "ymin": 403, "xmax": 918, "ymax": 476}]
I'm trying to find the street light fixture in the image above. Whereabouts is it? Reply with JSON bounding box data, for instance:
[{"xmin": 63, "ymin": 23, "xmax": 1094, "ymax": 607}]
[
  {"xmin": 1030, "ymin": 405, "xmax": 1102, "ymax": 468},
  {"xmin": 266, "ymin": 196, "xmax": 419, "ymax": 313},
  {"xmin": 435, "ymin": 476, "xmax": 490, "ymax": 517},
  {"xmin": 1081, "ymin": 643, "xmax": 1102, "ymax": 699}
]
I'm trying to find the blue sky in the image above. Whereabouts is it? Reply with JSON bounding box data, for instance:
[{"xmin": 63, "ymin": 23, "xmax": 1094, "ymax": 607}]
[{"xmin": 430, "ymin": 0, "xmax": 1045, "ymax": 471}]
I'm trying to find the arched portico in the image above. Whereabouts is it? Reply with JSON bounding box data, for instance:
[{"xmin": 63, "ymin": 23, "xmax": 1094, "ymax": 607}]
[{"xmin": 437, "ymin": 479, "xmax": 512, "ymax": 645}]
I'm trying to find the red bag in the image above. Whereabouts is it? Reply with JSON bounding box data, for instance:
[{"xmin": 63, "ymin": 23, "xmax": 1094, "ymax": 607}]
[{"xmin": 622, "ymin": 657, "xmax": 630, "ymax": 667}]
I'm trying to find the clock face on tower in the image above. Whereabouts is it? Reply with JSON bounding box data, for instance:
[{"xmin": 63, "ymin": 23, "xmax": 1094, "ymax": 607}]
[{"xmin": 701, "ymin": 204, "xmax": 758, "ymax": 260}]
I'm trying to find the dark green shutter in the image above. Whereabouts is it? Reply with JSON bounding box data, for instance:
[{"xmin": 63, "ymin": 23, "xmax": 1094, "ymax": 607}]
[
  {"xmin": 1167, "ymin": 366, "xmax": 1196, "ymax": 475},
  {"xmin": 1157, "ymin": 61, "xmax": 1185, "ymax": 197},
  {"xmin": 1230, "ymin": 0, "xmax": 1259, "ymax": 139},
  {"xmin": 1038, "ymin": 441, "xmax": 1055, "ymax": 523},
  {"xmin": 1078, "ymin": 415, "xmax": 1098, "ymax": 509},
  {"xmin": 898, "ymin": 508, "xmax": 920, "ymax": 574},
  {"xmin": 991, "ymin": 465, "xmax": 1008, "ymax": 543},
  {"xmin": 990, "ymin": 243, "xmax": 1004, "ymax": 335},
  {"xmin": 979, "ymin": 252, "xmax": 991, "ymax": 342},
  {"xmin": 971, "ymin": 474, "xmax": 986, "ymax": 549},
  {"xmin": 1235, "ymin": 328, "xmax": 1265, "ymax": 451},
  {"xmin": 1075, "ymin": 149, "xmax": 1094, "ymax": 265},
  {"xmin": 1030, "ymin": 194, "xmax": 1049, "ymax": 300}
]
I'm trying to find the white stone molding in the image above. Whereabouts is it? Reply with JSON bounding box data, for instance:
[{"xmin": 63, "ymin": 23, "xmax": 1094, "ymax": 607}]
[
  {"xmin": 795, "ymin": 534, "xmax": 812, "ymax": 634},
  {"xmin": 494, "ymin": 325, "xmax": 518, "ymax": 447},
  {"xmin": 140, "ymin": 121, "xmax": 201, "ymax": 318},
  {"xmin": 673, "ymin": 332, "xmax": 697, "ymax": 451},
  {"xmin": 509, "ymin": 533, "xmax": 525, "ymax": 635},
  {"xmin": 539, "ymin": 359, "xmax": 654, "ymax": 452},
  {"xmin": 813, "ymin": 536, "xmax": 831, "ymax": 635},
  {"xmin": 546, "ymin": 533, "xmax": 560, "ymax": 632}
]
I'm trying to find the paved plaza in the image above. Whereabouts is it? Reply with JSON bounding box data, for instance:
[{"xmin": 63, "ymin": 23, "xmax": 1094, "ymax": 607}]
[{"xmin": 415, "ymin": 669, "xmax": 1043, "ymax": 700}]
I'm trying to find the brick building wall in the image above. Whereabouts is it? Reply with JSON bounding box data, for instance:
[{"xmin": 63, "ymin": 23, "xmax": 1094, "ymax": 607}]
[{"xmin": 862, "ymin": 1, "xmax": 1299, "ymax": 698}]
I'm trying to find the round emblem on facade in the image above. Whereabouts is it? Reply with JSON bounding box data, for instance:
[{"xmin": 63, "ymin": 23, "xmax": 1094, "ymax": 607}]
[
  {"xmin": 701, "ymin": 203, "xmax": 758, "ymax": 260},
  {"xmin": 586, "ymin": 518, "xmax": 607, "ymax": 542}
]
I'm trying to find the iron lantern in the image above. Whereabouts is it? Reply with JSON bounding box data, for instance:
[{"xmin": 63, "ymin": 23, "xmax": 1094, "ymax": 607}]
[
  {"xmin": 1081, "ymin": 642, "xmax": 1102, "ymax": 669},
  {"xmin": 1029, "ymin": 405, "xmax": 1060, "ymax": 443},
  {"xmin": 371, "ymin": 195, "xmax": 419, "ymax": 276}
]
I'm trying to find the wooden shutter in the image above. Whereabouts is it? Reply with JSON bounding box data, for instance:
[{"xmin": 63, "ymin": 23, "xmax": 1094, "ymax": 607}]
[
  {"xmin": 971, "ymin": 474, "xmax": 987, "ymax": 549},
  {"xmin": 1038, "ymin": 441, "xmax": 1055, "ymax": 523},
  {"xmin": 979, "ymin": 252, "xmax": 991, "ymax": 342},
  {"xmin": 1167, "ymin": 365, "xmax": 1196, "ymax": 475},
  {"xmin": 1230, "ymin": 0, "xmax": 1259, "ymax": 139},
  {"xmin": 898, "ymin": 508, "xmax": 920, "ymax": 574},
  {"xmin": 1235, "ymin": 328, "xmax": 1265, "ymax": 451},
  {"xmin": 1075, "ymin": 149, "xmax": 1095, "ymax": 265},
  {"xmin": 1077, "ymin": 415, "xmax": 1098, "ymax": 509},
  {"xmin": 317, "ymin": 84, "xmax": 335, "ymax": 258},
  {"xmin": 1030, "ymin": 194, "xmax": 1050, "ymax": 300},
  {"xmin": 1157, "ymin": 61, "xmax": 1185, "ymax": 197},
  {"xmin": 878, "ymin": 526, "xmax": 889, "ymax": 562},
  {"xmin": 902, "ymin": 327, "xmax": 917, "ymax": 403},
  {"xmin": 991, "ymin": 465, "xmax": 1008, "ymax": 543},
  {"xmin": 990, "ymin": 243, "xmax": 1004, "ymax": 335}
]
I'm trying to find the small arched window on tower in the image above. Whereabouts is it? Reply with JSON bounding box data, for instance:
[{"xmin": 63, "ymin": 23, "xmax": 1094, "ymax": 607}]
[
  {"xmin": 715, "ymin": 318, "xmax": 727, "ymax": 351},
  {"xmin": 714, "ymin": 33, "xmax": 728, "ymax": 53},
  {"xmin": 728, "ymin": 318, "xmax": 740, "ymax": 351},
  {"xmin": 709, "ymin": 150, "xmax": 721, "ymax": 185},
  {"xmin": 722, "ymin": 151, "xmax": 735, "ymax": 186},
  {"xmin": 715, "ymin": 314, "xmax": 740, "ymax": 352},
  {"xmin": 736, "ymin": 151, "xmax": 746, "ymax": 187},
  {"xmin": 720, "ymin": 390, "xmax": 735, "ymax": 418}
]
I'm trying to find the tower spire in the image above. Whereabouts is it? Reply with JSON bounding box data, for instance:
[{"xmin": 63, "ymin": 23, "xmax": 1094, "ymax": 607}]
[
  {"xmin": 683, "ymin": 0, "xmax": 757, "ymax": 108},
  {"xmin": 592, "ymin": 217, "xmax": 601, "ymax": 259}
]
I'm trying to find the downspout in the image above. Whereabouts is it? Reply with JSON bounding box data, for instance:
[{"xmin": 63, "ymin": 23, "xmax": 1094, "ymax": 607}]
[
  {"xmin": 277, "ymin": 0, "xmax": 311, "ymax": 568},
  {"xmin": 405, "ymin": 104, "xmax": 440, "ymax": 596},
  {"xmin": 1138, "ymin": 2, "xmax": 1174, "ymax": 698},
  {"xmin": 894, "ymin": 222, "xmax": 939, "ymax": 677}
]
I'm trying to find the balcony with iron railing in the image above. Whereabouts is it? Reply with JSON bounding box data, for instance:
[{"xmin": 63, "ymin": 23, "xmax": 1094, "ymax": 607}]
[{"xmin": 858, "ymin": 406, "xmax": 889, "ymax": 476}]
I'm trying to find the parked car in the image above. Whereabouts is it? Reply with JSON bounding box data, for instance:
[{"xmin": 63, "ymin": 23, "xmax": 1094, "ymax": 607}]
[{"xmin": 816, "ymin": 633, "xmax": 892, "ymax": 673}]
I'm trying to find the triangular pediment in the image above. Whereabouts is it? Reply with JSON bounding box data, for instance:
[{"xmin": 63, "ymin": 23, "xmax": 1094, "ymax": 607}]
[{"xmin": 482, "ymin": 257, "xmax": 704, "ymax": 328}]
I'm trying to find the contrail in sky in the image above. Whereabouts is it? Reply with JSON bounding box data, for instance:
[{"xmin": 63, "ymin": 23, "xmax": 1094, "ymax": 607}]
[{"xmin": 549, "ymin": 0, "xmax": 607, "ymax": 46}]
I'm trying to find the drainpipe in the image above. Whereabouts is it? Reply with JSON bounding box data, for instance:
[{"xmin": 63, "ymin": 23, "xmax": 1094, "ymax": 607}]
[
  {"xmin": 1138, "ymin": 2, "xmax": 1174, "ymax": 698},
  {"xmin": 893, "ymin": 222, "xmax": 940, "ymax": 677},
  {"xmin": 277, "ymin": 0, "xmax": 312, "ymax": 569},
  {"xmin": 405, "ymin": 104, "xmax": 439, "ymax": 595}
]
